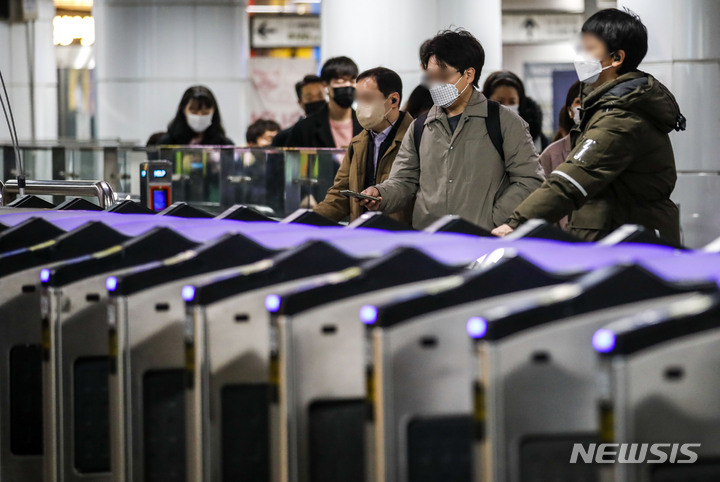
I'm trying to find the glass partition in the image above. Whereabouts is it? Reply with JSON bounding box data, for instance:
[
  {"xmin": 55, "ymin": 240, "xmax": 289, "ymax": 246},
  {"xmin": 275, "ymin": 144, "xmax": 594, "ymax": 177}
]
[{"xmin": 1, "ymin": 142, "xmax": 346, "ymax": 217}]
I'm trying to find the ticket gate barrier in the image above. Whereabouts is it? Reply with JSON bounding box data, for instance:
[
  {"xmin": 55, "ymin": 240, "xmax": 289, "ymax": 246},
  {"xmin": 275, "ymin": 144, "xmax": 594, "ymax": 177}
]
[
  {"xmin": 185, "ymin": 238, "xmax": 367, "ymax": 481},
  {"xmin": 54, "ymin": 198, "xmax": 103, "ymax": 211},
  {"xmin": 594, "ymin": 292, "xmax": 720, "ymax": 482},
  {"xmin": 505, "ymin": 219, "xmax": 584, "ymax": 243},
  {"xmin": 106, "ymin": 200, "xmax": 156, "ymax": 215},
  {"xmin": 183, "ymin": 234, "xmax": 507, "ymax": 482},
  {"xmin": 6, "ymin": 194, "xmax": 56, "ymax": 209},
  {"xmin": 106, "ymin": 232, "xmax": 283, "ymax": 482},
  {"xmin": 364, "ymin": 246, "xmax": 703, "ymax": 482},
  {"xmin": 216, "ymin": 204, "xmax": 277, "ymax": 222},
  {"xmin": 0, "ymin": 222, "xmax": 130, "ymax": 482},
  {"xmin": 424, "ymin": 215, "xmax": 493, "ymax": 237},
  {"xmin": 468, "ymin": 263, "xmax": 717, "ymax": 482},
  {"xmin": 183, "ymin": 240, "xmax": 386, "ymax": 482},
  {"xmin": 40, "ymin": 227, "xmax": 199, "ymax": 482},
  {"xmin": 346, "ymin": 211, "xmax": 413, "ymax": 231},
  {"xmin": 0, "ymin": 210, "xmax": 317, "ymax": 482},
  {"xmin": 107, "ymin": 227, "xmax": 390, "ymax": 482},
  {"xmin": 366, "ymin": 255, "xmax": 580, "ymax": 482},
  {"xmin": 280, "ymin": 209, "xmax": 339, "ymax": 227},
  {"xmin": 272, "ymin": 248, "xmax": 468, "ymax": 482},
  {"xmin": 0, "ymin": 217, "xmax": 65, "ymax": 253},
  {"xmin": 140, "ymin": 161, "xmax": 173, "ymax": 212}
]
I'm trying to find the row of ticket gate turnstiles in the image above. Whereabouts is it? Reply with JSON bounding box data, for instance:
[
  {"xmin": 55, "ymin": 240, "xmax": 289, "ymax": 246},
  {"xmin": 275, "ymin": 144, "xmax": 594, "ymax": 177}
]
[{"xmin": 0, "ymin": 194, "xmax": 719, "ymax": 482}]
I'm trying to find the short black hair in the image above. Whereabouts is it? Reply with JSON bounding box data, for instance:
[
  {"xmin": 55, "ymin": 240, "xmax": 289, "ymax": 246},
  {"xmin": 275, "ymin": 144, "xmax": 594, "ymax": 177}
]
[
  {"xmin": 320, "ymin": 56, "xmax": 359, "ymax": 83},
  {"xmin": 356, "ymin": 67, "xmax": 403, "ymax": 104},
  {"xmin": 246, "ymin": 119, "xmax": 280, "ymax": 144},
  {"xmin": 419, "ymin": 39, "xmax": 432, "ymax": 62},
  {"xmin": 581, "ymin": 8, "xmax": 648, "ymax": 75},
  {"xmin": 421, "ymin": 29, "xmax": 485, "ymax": 87},
  {"xmin": 294, "ymin": 74, "xmax": 323, "ymax": 100}
]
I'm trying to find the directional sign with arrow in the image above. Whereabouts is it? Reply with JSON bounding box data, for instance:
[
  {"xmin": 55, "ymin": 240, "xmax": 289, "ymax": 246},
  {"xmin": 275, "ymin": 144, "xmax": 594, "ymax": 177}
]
[{"xmin": 251, "ymin": 15, "xmax": 321, "ymax": 49}]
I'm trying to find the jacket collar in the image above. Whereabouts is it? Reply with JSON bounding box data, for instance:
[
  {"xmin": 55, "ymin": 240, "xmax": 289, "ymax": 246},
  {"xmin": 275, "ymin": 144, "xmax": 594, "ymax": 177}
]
[
  {"xmin": 350, "ymin": 111, "xmax": 411, "ymax": 152},
  {"xmin": 581, "ymin": 71, "xmax": 647, "ymax": 111},
  {"xmin": 425, "ymin": 89, "xmax": 488, "ymax": 125}
]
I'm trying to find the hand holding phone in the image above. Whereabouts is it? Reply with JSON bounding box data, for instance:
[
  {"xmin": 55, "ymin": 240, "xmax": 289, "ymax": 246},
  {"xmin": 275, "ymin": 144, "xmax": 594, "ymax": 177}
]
[{"xmin": 340, "ymin": 190, "xmax": 381, "ymax": 202}]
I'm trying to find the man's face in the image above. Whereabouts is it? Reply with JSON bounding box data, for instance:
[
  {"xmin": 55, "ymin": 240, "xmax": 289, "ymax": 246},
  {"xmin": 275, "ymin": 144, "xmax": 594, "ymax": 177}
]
[
  {"xmin": 256, "ymin": 130, "xmax": 277, "ymax": 147},
  {"xmin": 356, "ymin": 77, "xmax": 387, "ymax": 105},
  {"xmin": 300, "ymin": 82, "xmax": 325, "ymax": 108},
  {"xmin": 580, "ymin": 33, "xmax": 610, "ymax": 64},
  {"xmin": 327, "ymin": 76, "xmax": 356, "ymax": 99},
  {"xmin": 424, "ymin": 56, "xmax": 464, "ymax": 86},
  {"xmin": 579, "ymin": 33, "xmax": 621, "ymax": 86}
]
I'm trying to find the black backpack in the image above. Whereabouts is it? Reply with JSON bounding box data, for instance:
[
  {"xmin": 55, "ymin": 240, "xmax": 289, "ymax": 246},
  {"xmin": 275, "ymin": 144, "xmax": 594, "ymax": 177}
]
[{"xmin": 413, "ymin": 99, "xmax": 505, "ymax": 161}]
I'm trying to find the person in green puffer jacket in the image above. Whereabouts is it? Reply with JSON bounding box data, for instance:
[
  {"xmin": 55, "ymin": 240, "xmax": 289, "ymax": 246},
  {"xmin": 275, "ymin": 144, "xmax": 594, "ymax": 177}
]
[{"xmin": 493, "ymin": 8, "xmax": 686, "ymax": 244}]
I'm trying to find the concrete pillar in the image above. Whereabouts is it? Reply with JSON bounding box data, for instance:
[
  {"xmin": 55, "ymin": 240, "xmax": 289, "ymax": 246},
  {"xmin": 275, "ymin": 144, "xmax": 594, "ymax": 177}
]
[
  {"xmin": 0, "ymin": 0, "xmax": 58, "ymax": 143},
  {"xmin": 321, "ymin": 0, "xmax": 502, "ymax": 101},
  {"xmin": 93, "ymin": 0, "xmax": 249, "ymax": 144},
  {"xmin": 619, "ymin": 0, "xmax": 720, "ymax": 246}
]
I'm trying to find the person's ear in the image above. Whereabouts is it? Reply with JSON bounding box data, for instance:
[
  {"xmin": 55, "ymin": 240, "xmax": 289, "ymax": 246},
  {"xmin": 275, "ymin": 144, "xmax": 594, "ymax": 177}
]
[
  {"xmin": 465, "ymin": 67, "xmax": 476, "ymax": 86},
  {"xmin": 611, "ymin": 50, "xmax": 625, "ymax": 68}
]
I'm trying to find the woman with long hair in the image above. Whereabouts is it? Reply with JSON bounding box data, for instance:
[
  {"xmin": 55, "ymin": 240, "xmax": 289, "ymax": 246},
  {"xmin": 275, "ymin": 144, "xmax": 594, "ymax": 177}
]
[{"xmin": 149, "ymin": 85, "xmax": 233, "ymax": 145}]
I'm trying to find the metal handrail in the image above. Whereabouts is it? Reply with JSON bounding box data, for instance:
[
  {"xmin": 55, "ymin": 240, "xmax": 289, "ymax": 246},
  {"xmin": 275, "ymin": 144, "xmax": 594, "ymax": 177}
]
[{"xmin": 1, "ymin": 179, "xmax": 116, "ymax": 208}]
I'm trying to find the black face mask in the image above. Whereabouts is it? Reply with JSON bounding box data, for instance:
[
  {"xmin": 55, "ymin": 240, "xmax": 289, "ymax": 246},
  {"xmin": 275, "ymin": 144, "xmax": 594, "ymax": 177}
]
[
  {"xmin": 303, "ymin": 100, "xmax": 326, "ymax": 116},
  {"xmin": 331, "ymin": 86, "xmax": 355, "ymax": 108}
]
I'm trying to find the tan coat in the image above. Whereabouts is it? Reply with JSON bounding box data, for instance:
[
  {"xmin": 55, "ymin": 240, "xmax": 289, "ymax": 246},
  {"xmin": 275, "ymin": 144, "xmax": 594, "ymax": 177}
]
[
  {"xmin": 375, "ymin": 90, "xmax": 542, "ymax": 230},
  {"xmin": 314, "ymin": 112, "xmax": 414, "ymax": 224}
]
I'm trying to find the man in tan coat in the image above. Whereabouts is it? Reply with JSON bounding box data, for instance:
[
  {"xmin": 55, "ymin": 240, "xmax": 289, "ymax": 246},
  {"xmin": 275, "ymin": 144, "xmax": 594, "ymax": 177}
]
[
  {"xmin": 314, "ymin": 67, "xmax": 413, "ymax": 224},
  {"xmin": 359, "ymin": 30, "xmax": 542, "ymax": 230}
]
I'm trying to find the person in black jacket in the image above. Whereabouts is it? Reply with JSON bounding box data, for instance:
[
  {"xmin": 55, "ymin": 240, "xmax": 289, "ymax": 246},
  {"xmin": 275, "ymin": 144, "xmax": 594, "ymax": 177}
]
[
  {"xmin": 272, "ymin": 75, "xmax": 326, "ymax": 147},
  {"xmin": 286, "ymin": 57, "xmax": 362, "ymax": 148},
  {"xmin": 148, "ymin": 85, "xmax": 233, "ymax": 146}
]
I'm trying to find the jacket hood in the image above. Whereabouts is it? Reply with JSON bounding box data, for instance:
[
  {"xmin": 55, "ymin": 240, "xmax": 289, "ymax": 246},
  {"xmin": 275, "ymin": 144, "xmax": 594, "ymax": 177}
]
[{"xmin": 582, "ymin": 71, "xmax": 686, "ymax": 134}]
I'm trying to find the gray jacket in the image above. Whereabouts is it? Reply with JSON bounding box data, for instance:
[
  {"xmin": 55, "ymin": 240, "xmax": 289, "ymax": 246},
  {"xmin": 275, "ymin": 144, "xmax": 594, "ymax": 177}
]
[{"xmin": 375, "ymin": 90, "xmax": 542, "ymax": 229}]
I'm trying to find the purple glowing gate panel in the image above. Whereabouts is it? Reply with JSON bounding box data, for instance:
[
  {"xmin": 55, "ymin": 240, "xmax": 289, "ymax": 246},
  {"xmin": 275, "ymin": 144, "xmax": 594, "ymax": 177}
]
[
  {"xmin": 324, "ymin": 235, "xmax": 685, "ymax": 272},
  {"xmin": 641, "ymin": 253, "xmax": 720, "ymax": 285},
  {"xmin": 489, "ymin": 240, "xmax": 685, "ymax": 273}
]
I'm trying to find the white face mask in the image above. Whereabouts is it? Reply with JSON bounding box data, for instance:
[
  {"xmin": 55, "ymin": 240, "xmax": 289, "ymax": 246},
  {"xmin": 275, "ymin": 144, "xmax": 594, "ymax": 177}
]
[
  {"xmin": 574, "ymin": 51, "xmax": 614, "ymax": 84},
  {"xmin": 506, "ymin": 104, "xmax": 520, "ymax": 115},
  {"xmin": 429, "ymin": 73, "xmax": 469, "ymax": 109},
  {"xmin": 186, "ymin": 113, "xmax": 213, "ymax": 133},
  {"xmin": 572, "ymin": 106, "xmax": 581, "ymax": 125}
]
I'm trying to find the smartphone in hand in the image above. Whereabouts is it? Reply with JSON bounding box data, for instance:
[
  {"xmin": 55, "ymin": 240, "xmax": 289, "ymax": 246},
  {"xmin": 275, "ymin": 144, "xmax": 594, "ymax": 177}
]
[{"xmin": 339, "ymin": 190, "xmax": 381, "ymax": 202}]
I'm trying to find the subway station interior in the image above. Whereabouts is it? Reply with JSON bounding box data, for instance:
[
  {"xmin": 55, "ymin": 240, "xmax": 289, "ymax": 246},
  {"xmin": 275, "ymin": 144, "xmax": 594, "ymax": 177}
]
[{"xmin": 1, "ymin": 0, "xmax": 720, "ymax": 481}]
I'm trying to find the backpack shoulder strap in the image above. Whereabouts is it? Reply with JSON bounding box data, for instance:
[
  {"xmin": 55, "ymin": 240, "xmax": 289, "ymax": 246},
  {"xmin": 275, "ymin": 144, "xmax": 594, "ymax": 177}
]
[
  {"xmin": 485, "ymin": 100, "xmax": 505, "ymax": 162},
  {"xmin": 413, "ymin": 112, "xmax": 428, "ymax": 158}
]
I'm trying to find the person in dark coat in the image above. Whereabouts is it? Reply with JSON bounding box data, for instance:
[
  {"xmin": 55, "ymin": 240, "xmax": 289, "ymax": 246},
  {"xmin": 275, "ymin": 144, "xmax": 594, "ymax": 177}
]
[
  {"xmin": 493, "ymin": 8, "xmax": 686, "ymax": 244},
  {"xmin": 272, "ymin": 75, "xmax": 327, "ymax": 147},
  {"xmin": 148, "ymin": 85, "xmax": 233, "ymax": 146},
  {"xmin": 286, "ymin": 56, "xmax": 362, "ymax": 148}
]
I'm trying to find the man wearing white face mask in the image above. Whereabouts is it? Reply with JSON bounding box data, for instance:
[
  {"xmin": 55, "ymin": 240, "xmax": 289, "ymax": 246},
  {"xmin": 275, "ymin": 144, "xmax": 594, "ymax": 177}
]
[
  {"xmin": 314, "ymin": 67, "xmax": 414, "ymax": 224},
  {"xmin": 493, "ymin": 8, "xmax": 686, "ymax": 244},
  {"xmin": 359, "ymin": 29, "xmax": 542, "ymax": 230}
]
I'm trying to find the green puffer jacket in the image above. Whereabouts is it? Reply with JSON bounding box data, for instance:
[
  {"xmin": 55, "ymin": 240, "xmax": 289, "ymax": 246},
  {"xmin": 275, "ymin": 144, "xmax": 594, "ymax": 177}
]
[{"xmin": 507, "ymin": 71, "xmax": 686, "ymax": 244}]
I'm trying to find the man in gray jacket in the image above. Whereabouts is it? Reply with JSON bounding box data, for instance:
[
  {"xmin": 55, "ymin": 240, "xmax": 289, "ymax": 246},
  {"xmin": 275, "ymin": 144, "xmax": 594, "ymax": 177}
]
[{"xmin": 359, "ymin": 29, "xmax": 542, "ymax": 230}]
